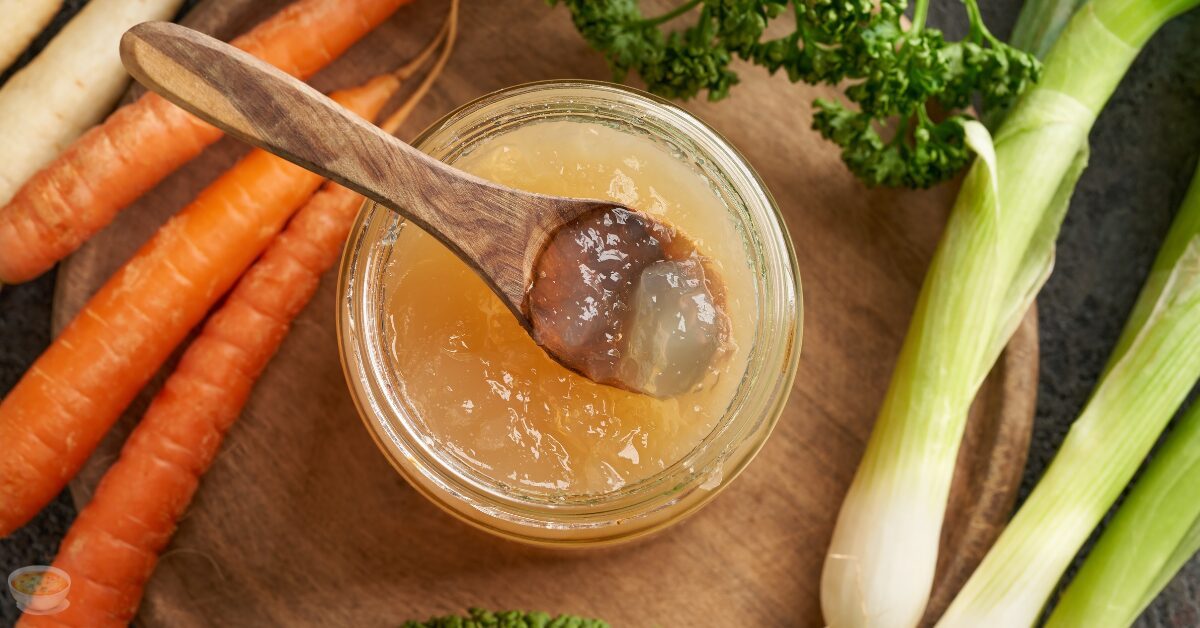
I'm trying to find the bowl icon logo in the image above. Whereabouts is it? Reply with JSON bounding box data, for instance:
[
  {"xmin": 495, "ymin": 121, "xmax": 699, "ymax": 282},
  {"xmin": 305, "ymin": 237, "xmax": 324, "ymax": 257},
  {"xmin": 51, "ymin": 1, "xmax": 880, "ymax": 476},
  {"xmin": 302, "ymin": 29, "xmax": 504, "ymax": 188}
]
[{"xmin": 7, "ymin": 566, "xmax": 70, "ymax": 615}]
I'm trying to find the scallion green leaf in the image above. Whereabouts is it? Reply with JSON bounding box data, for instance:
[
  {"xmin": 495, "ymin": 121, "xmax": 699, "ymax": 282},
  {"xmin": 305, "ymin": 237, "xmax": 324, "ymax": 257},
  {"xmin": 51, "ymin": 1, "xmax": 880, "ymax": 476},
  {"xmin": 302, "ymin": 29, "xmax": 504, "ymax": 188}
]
[
  {"xmin": 820, "ymin": 1, "xmax": 1199, "ymax": 625},
  {"xmin": 939, "ymin": 162, "xmax": 1200, "ymax": 626}
]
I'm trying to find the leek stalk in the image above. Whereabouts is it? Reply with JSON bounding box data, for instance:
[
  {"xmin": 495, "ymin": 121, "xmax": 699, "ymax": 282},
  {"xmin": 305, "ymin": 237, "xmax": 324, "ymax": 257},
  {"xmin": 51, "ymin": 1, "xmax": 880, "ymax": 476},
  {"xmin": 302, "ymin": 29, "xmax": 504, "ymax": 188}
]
[
  {"xmin": 1010, "ymin": 0, "xmax": 1089, "ymax": 59},
  {"xmin": 820, "ymin": 1, "xmax": 1200, "ymax": 626},
  {"xmin": 986, "ymin": 0, "xmax": 1086, "ymax": 126},
  {"xmin": 1106, "ymin": 162, "xmax": 1200, "ymax": 371},
  {"xmin": 1046, "ymin": 401, "xmax": 1200, "ymax": 627},
  {"xmin": 937, "ymin": 162, "xmax": 1200, "ymax": 626}
]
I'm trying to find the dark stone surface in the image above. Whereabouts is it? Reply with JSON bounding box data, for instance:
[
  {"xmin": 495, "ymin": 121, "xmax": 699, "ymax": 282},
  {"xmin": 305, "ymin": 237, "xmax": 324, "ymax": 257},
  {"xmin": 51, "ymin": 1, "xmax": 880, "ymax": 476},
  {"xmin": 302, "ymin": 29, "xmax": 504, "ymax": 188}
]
[{"xmin": 1, "ymin": 2, "xmax": 1198, "ymax": 627}]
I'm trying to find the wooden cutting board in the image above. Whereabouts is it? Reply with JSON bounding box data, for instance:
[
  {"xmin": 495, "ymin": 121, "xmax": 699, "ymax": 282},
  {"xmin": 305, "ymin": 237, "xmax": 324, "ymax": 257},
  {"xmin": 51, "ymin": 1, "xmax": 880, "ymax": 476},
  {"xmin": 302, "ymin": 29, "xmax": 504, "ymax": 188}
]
[{"xmin": 53, "ymin": 0, "xmax": 1037, "ymax": 625}]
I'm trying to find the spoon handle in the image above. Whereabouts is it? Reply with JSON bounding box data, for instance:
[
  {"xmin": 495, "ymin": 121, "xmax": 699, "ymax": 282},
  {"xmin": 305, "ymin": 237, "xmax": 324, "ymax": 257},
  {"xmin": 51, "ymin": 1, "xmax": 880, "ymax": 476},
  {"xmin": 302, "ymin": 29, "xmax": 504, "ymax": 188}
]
[{"xmin": 119, "ymin": 21, "xmax": 587, "ymax": 315}]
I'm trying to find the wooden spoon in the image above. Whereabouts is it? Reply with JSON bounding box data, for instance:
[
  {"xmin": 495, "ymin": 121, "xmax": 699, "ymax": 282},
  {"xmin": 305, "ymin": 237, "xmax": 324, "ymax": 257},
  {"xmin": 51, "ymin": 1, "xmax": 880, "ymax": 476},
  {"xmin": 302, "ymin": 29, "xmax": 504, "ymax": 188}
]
[{"xmin": 119, "ymin": 21, "xmax": 730, "ymax": 398}]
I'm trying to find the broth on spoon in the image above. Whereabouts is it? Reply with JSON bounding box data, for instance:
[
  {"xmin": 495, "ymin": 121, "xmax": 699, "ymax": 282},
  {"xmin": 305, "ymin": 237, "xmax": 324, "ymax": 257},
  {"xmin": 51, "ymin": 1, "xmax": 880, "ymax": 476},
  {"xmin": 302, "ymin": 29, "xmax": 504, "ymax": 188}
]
[{"xmin": 529, "ymin": 206, "xmax": 730, "ymax": 397}]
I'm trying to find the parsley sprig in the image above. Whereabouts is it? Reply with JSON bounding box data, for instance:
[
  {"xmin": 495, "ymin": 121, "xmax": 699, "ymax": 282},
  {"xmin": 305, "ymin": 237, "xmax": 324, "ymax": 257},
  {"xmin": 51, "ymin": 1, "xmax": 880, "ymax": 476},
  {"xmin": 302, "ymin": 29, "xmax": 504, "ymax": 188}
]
[
  {"xmin": 549, "ymin": 0, "xmax": 1040, "ymax": 188},
  {"xmin": 402, "ymin": 608, "xmax": 609, "ymax": 627}
]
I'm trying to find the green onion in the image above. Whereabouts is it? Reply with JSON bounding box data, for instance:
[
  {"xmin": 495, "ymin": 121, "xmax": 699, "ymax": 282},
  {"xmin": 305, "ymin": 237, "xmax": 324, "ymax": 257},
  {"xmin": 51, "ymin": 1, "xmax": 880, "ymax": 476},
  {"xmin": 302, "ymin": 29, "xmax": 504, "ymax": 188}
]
[
  {"xmin": 937, "ymin": 162, "xmax": 1200, "ymax": 626},
  {"xmin": 1010, "ymin": 0, "xmax": 1088, "ymax": 59},
  {"xmin": 1047, "ymin": 401, "xmax": 1200, "ymax": 627},
  {"xmin": 1037, "ymin": 162, "xmax": 1200, "ymax": 627},
  {"xmin": 986, "ymin": 0, "xmax": 1086, "ymax": 126},
  {"xmin": 1105, "ymin": 162, "xmax": 1200, "ymax": 373},
  {"xmin": 820, "ymin": 0, "xmax": 1199, "ymax": 625}
]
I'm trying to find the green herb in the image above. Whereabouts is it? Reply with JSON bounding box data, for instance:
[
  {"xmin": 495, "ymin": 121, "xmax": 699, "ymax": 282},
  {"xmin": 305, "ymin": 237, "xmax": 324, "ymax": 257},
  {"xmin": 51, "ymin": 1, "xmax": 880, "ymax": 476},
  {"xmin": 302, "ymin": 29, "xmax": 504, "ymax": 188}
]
[
  {"xmin": 401, "ymin": 608, "xmax": 609, "ymax": 628},
  {"xmin": 548, "ymin": 0, "xmax": 1041, "ymax": 188}
]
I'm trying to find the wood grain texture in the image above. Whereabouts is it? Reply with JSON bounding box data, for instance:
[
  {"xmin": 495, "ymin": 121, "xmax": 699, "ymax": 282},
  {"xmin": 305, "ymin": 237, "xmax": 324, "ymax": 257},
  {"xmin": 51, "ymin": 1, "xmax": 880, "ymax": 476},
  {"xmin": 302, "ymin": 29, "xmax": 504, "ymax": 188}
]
[
  {"xmin": 120, "ymin": 21, "xmax": 607, "ymax": 321},
  {"xmin": 54, "ymin": 1, "xmax": 1037, "ymax": 626},
  {"xmin": 119, "ymin": 0, "xmax": 272, "ymax": 105}
]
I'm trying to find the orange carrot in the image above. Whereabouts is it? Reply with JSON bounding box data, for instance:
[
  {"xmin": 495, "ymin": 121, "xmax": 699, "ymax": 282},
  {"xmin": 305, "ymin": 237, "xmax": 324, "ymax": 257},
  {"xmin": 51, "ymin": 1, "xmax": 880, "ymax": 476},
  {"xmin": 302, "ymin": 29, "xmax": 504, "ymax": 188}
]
[
  {"xmin": 0, "ymin": 73, "xmax": 403, "ymax": 539},
  {"xmin": 16, "ymin": 17, "xmax": 457, "ymax": 624},
  {"xmin": 24, "ymin": 184, "xmax": 369, "ymax": 628},
  {"xmin": 0, "ymin": 0, "xmax": 411, "ymax": 284}
]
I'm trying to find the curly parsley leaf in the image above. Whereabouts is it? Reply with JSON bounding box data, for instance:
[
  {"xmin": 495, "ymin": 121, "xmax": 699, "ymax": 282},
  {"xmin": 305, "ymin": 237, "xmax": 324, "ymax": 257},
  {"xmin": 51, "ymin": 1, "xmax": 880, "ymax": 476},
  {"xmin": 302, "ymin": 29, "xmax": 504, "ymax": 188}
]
[
  {"xmin": 401, "ymin": 608, "xmax": 609, "ymax": 628},
  {"xmin": 549, "ymin": 0, "xmax": 1041, "ymax": 188}
]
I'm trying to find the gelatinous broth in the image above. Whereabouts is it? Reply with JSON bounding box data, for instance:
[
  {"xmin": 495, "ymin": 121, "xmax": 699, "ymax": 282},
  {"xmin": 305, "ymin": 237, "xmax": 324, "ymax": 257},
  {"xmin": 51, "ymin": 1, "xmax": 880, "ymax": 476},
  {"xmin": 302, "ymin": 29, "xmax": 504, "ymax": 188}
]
[
  {"xmin": 382, "ymin": 120, "xmax": 755, "ymax": 496},
  {"xmin": 528, "ymin": 204, "xmax": 731, "ymax": 398}
]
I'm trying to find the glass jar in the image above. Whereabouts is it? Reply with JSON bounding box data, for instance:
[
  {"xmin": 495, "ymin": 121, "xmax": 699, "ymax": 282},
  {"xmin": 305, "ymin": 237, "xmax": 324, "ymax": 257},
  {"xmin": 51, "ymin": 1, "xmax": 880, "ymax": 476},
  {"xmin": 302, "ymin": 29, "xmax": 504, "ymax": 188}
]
[{"xmin": 337, "ymin": 80, "xmax": 802, "ymax": 546}]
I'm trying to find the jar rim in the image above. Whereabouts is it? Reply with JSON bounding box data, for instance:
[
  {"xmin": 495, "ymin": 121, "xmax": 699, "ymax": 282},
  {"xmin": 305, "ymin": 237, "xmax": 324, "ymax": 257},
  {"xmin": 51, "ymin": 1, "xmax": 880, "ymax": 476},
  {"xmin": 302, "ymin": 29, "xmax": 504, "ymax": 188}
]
[{"xmin": 337, "ymin": 80, "xmax": 802, "ymax": 544}]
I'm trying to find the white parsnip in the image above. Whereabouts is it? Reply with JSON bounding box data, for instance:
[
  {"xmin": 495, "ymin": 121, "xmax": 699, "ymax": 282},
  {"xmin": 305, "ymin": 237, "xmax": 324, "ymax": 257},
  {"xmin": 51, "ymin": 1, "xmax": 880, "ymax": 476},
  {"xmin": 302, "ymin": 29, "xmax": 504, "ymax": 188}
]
[
  {"xmin": 0, "ymin": 0, "xmax": 184, "ymax": 205},
  {"xmin": 0, "ymin": 0, "xmax": 63, "ymax": 73}
]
